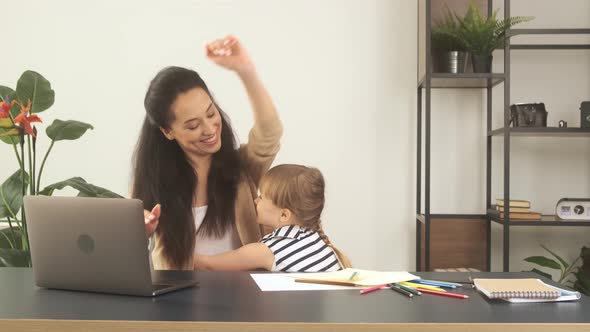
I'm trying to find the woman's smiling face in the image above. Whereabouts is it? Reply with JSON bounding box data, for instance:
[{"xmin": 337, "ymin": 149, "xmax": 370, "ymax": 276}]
[{"xmin": 160, "ymin": 87, "xmax": 223, "ymax": 156}]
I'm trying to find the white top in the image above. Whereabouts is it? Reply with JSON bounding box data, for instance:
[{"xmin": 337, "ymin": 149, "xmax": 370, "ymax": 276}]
[{"xmin": 193, "ymin": 206, "xmax": 241, "ymax": 255}]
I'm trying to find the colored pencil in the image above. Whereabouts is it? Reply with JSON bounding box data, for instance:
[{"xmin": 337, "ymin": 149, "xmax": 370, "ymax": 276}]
[
  {"xmin": 393, "ymin": 283, "xmax": 421, "ymax": 296},
  {"xmin": 360, "ymin": 284, "xmax": 389, "ymax": 295},
  {"xmin": 348, "ymin": 271, "xmax": 358, "ymax": 280},
  {"xmin": 418, "ymin": 288, "xmax": 469, "ymax": 299},
  {"xmin": 390, "ymin": 284, "xmax": 414, "ymax": 298},
  {"xmin": 411, "ymin": 280, "xmax": 458, "ymax": 288},
  {"xmin": 400, "ymin": 282, "xmax": 446, "ymax": 292},
  {"xmin": 295, "ymin": 279, "xmax": 356, "ymax": 287}
]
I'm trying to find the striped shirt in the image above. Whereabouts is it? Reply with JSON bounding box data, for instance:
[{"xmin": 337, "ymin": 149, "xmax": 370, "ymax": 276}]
[{"xmin": 260, "ymin": 225, "xmax": 342, "ymax": 272}]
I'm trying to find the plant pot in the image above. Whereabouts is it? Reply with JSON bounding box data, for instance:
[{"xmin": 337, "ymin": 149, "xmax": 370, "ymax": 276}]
[
  {"xmin": 432, "ymin": 51, "xmax": 468, "ymax": 74},
  {"xmin": 472, "ymin": 54, "xmax": 493, "ymax": 73}
]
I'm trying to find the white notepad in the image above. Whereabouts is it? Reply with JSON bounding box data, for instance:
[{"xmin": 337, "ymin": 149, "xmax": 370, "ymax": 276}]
[{"xmin": 474, "ymin": 278, "xmax": 582, "ymax": 303}]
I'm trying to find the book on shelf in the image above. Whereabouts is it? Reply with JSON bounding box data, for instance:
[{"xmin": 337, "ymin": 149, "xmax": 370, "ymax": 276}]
[
  {"xmin": 496, "ymin": 206, "xmax": 530, "ymax": 213},
  {"xmin": 496, "ymin": 199, "xmax": 531, "ymax": 208},
  {"xmin": 498, "ymin": 211, "xmax": 542, "ymax": 220}
]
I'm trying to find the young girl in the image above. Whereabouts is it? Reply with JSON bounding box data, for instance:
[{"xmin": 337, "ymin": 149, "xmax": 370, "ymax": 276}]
[{"xmin": 194, "ymin": 164, "xmax": 351, "ymax": 272}]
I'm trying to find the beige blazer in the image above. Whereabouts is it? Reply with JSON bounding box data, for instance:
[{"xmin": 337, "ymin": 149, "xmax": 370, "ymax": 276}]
[{"xmin": 151, "ymin": 121, "xmax": 283, "ymax": 270}]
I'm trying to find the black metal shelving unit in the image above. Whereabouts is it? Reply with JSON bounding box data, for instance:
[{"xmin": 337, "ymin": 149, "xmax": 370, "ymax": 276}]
[{"xmin": 416, "ymin": 0, "xmax": 590, "ymax": 272}]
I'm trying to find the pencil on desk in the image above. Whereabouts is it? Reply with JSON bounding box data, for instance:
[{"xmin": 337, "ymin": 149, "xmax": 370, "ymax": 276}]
[
  {"xmin": 393, "ymin": 283, "xmax": 421, "ymax": 296},
  {"xmin": 295, "ymin": 279, "xmax": 356, "ymax": 287},
  {"xmin": 400, "ymin": 282, "xmax": 446, "ymax": 292},
  {"xmin": 360, "ymin": 284, "xmax": 389, "ymax": 295},
  {"xmin": 390, "ymin": 284, "xmax": 414, "ymax": 298},
  {"xmin": 348, "ymin": 271, "xmax": 358, "ymax": 280},
  {"xmin": 412, "ymin": 280, "xmax": 458, "ymax": 289},
  {"xmin": 418, "ymin": 288, "xmax": 469, "ymax": 299}
]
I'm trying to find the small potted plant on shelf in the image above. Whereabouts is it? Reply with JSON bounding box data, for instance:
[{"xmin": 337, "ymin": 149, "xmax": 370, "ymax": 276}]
[
  {"xmin": 455, "ymin": 1, "xmax": 534, "ymax": 73},
  {"xmin": 431, "ymin": 6, "xmax": 468, "ymax": 74}
]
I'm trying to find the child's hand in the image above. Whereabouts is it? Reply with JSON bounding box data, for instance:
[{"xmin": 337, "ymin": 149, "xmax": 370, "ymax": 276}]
[
  {"xmin": 205, "ymin": 35, "xmax": 255, "ymax": 75},
  {"xmin": 193, "ymin": 254, "xmax": 210, "ymax": 270}
]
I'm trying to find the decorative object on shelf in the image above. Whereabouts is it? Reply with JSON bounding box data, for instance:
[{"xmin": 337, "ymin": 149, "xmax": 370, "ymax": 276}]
[
  {"xmin": 580, "ymin": 101, "xmax": 590, "ymax": 128},
  {"xmin": 556, "ymin": 198, "xmax": 590, "ymax": 221},
  {"xmin": 431, "ymin": 6, "xmax": 468, "ymax": 73},
  {"xmin": 509, "ymin": 103, "xmax": 548, "ymax": 127},
  {"xmin": 454, "ymin": 1, "xmax": 534, "ymax": 73},
  {"xmin": 558, "ymin": 120, "xmax": 568, "ymax": 128},
  {"xmin": 0, "ymin": 70, "xmax": 122, "ymax": 268},
  {"xmin": 525, "ymin": 244, "xmax": 590, "ymax": 296}
]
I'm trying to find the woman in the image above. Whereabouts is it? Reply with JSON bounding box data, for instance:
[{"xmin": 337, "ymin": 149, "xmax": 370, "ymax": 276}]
[{"xmin": 133, "ymin": 35, "xmax": 283, "ymax": 270}]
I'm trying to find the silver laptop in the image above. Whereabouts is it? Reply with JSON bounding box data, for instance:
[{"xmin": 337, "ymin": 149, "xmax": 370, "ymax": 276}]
[{"xmin": 23, "ymin": 196, "xmax": 198, "ymax": 296}]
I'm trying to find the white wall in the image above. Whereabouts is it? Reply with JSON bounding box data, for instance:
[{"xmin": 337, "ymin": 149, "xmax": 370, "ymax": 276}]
[{"xmin": 0, "ymin": 0, "xmax": 588, "ymax": 272}]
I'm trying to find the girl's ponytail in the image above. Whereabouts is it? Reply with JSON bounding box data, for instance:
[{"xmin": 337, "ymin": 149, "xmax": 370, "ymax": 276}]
[{"xmin": 317, "ymin": 224, "xmax": 352, "ymax": 268}]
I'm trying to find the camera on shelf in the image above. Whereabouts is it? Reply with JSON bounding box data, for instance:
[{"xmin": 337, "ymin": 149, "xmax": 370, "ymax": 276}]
[
  {"xmin": 510, "ymin": 103, "xmax": 548, "ymax": 127},
  {"xmin": 581, "ymin": 101, "xmax": 590, "ymax": 128}
]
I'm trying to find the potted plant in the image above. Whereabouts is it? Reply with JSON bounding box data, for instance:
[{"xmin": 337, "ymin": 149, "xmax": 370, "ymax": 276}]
[
  {"xmin": 524, "ymin": 244, "xmax": 590, "ymax": 296},
  {"xmin": 0, "ymin": 70, "xmax": 122, "ymax": 267},
  {"xmin": 455, "ymin": 1, "xmax": 533, "ymax": 73},
  {"xmin": 431, "ymin": 6, "xmax": 468, "ymax": 74}
]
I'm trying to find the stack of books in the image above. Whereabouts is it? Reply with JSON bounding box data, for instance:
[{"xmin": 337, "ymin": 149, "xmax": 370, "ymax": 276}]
[{"xmin": 496, "ymin": 199, "xmax": 541, "ymax": 220}]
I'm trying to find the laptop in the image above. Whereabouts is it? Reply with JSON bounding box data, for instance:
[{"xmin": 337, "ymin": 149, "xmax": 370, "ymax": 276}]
[{"xmin": 23, "ymin": 195, "xmax": 198, "ymax": 296}]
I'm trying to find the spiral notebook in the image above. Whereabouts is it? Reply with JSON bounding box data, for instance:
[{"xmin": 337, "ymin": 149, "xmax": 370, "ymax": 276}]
[{"xmin": 474, "ymin": 278, "xmax": 581, "ymax": 302}]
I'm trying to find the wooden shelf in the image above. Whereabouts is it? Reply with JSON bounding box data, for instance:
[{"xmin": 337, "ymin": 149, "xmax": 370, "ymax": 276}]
[
  {"xmin": 487, "ymin": 209, "xmax": 590, "ymax": 226},
  {"xmin": 489, "ymin": 127, "xmax": 590, "ymax": 137},
  {"xmin": 509, "ymin": 28, "xmax": 590, "ymax": 36}
]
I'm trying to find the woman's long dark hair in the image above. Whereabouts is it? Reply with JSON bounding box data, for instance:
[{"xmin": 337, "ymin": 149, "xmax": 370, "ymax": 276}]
[{"xmin": 132, "ymin": 66, "xmax": 241, "ymax": 269}]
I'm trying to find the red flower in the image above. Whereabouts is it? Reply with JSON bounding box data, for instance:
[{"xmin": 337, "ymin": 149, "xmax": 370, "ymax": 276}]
[
  {"xmin": 14, "ymin": 99, "xmax": 42, "ymax": 136},
  {"xmin": 0, "ymin": 97, "xmax": 15, "ymax": 118}
]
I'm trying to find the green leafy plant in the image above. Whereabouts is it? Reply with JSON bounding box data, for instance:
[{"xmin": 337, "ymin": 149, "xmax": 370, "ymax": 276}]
[
  {"xmin": 573, "ymin": 246, "xmax": 590, "ymax": 295},
  {"xmin": 524, "ymin": 244, "xmax": 590, "ymax": 296},
  {"xmin": 431, "ymin": 6, "xmax": 467, "ymax": 51},
  {"xmin": 0, "ymin": 70, "xmax": 122, "ymax": 267},
  {"xmin": 455, "ymin": 1, "xmax": 534, "ymax": 56}
]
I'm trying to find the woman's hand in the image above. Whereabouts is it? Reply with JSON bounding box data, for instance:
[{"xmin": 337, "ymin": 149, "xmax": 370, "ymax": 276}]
[
  {"xmin": 205, "ymin": 35, "xmax": 255, "ymax": 75},
  {"xmin": 144, "ymin": 204, "xmax": 161, "ymax": 238}
]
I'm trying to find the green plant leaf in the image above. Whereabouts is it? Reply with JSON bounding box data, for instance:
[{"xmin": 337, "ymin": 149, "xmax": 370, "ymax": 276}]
[
  {"xmin": 39, "ymin": 177, "xmax": 123, "ymax": 198},
  {"xmin": 46, "ymin": 119, "xmax": 94, "ymax": 141},
  {"xmin": 529, "ymin": 268, "xmax": 553, "ymax": 280},
  {"xmin": 574, "ymin": 269, "xmax": 590, "ymax": 296},
  {"xmin": 0, "ymin": 128, "xmax": 19, "ymax": 137},
  {"xmin": 0, "ymin": 127, "xmax": 22, "ymax": 145},
  {"xmin": 0, "ymin": 118, "xmax": 14, "ymax": 128},
  {"xmin": 0, "ymin": 248, "xmax": 30, "ymax": 267},
  {"xmin": 16, "ymin": 70, "xmax": 55, "ymax": 114},
  {"xmin": 0, "ymin": 86, "xmax": 17, "ymax": 103},
  {"xmin": 455, "ymin": 2, "xmax": 533, "ymax": 55},
  {"xmin": 0, "ymin": 227, "xmax": 23, "ymax": 250},
  {"xmin": 0, "ymin": 170, "xmax": 30, "ymax": 219},
  {"xmin": 524, "ymin": 256, "xmax": 561, "ymax": 270},
  {"xmin": 541, "ymin": 244, "xmax": 569, "ymax": 270},
  {"xmin": 574, "ymin": 279, "xmax": 590, "ymax": 296}
]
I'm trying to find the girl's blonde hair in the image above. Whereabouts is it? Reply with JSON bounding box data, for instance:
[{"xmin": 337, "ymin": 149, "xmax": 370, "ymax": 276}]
[{"xmin": 259, "ymin": 164, "xmax": 352, "ymax": 268}]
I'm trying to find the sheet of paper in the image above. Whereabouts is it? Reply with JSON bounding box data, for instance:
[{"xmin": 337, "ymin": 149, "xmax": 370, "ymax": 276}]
[
  {"xmin": 288, "ymin": 268, "xmax": 420, "ymax": 286},
  {"xmin": 250, "ymin": 273, "xmax": 359, "ymax": 291}
]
